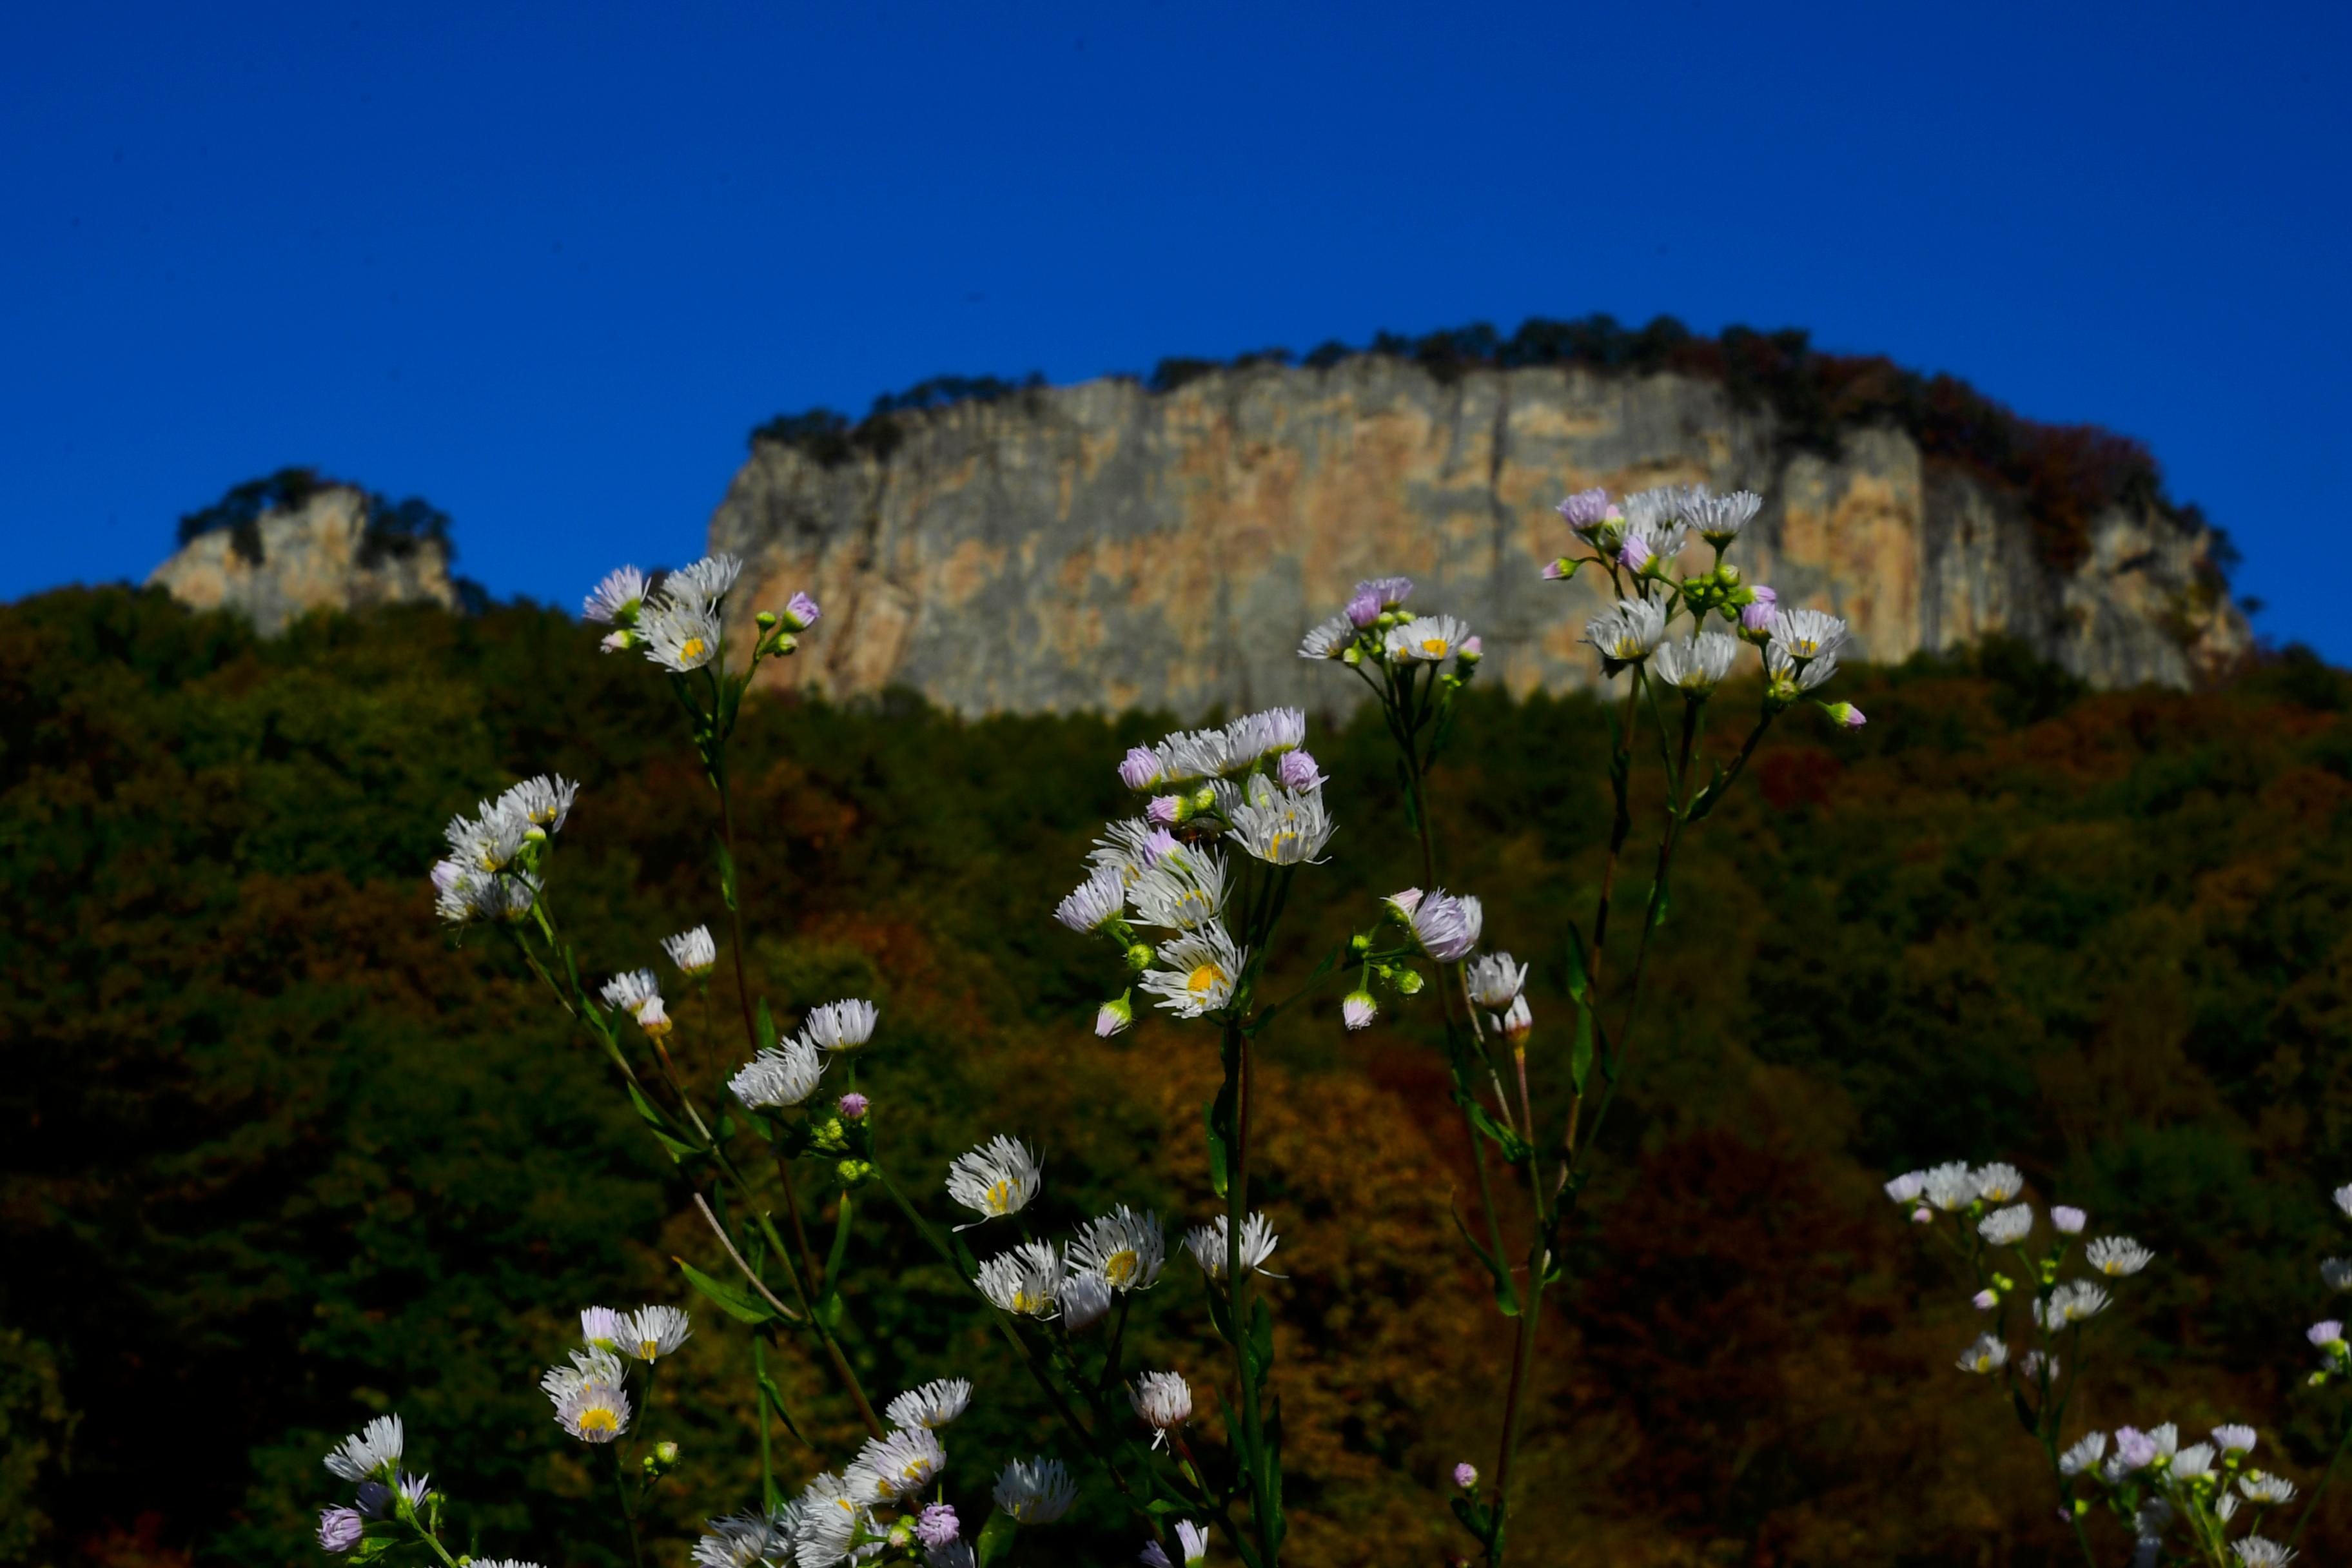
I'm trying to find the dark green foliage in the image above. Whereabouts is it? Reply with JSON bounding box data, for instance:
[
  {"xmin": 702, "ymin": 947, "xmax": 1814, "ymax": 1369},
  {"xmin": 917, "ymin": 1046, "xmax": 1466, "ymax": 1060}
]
[
  {"xmin": 3, "ymin": 588, "xmax": 2348, "ymax": 1566},
  {"xmin": 749, "ymin": 375, "xmax": 1044, "ymax": 467}
]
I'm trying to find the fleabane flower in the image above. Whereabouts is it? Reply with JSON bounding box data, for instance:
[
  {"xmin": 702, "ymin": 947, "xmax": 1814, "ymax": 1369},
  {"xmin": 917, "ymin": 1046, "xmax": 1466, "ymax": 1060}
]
[
  {"xmin": 2231, "ymin": 1538, "xmax": 2295, "ymax": 1567},
  {"xmin": 975, "ymin": 1241, "xmax": 1062, "ymax": 1318},
  {"xmin": 803, "ymin": 998, "xmax": 877, "ymax": 1052},
  {"xmin": 886, "ymin": 1378, "xmax": 973, "ymax": 1431},
  {"xmin": 794, "ymin": 1472, "xmax": 870, "ymax": 1568},
  {"xmin": 1580, "ymin": 599, "xmax": 1669, "ymax": 669},
  {"xmin": 1465, "ymin": 952, "xmax": 1529, "ymax": 1010},
  {"xmin": 1884, "ymin": 1171, "xmax": 1926, "ymax": 1204},
  {"xmin": 848, "ymin": 1426, "xmax": 946, "ymax": 1504},
  {"xmin": 621, "ymin": 1305, "xmax": 691, "ymax": 1362},
  {"xmin": 1384, "ymin": 614, "xmax": 1471, "ymax": 664},
  {"xmin": 2171, "ymin": 1442, "xmax": 2217, "ymax": 1480},
  {"xmin": 1141, "ymin": 1520, "xmax": 1210, "ymax": 1567},
  {"xmin": 663, "ymin": 925, "xmax": 718, "ymax": 977},
  {"xmin": 2086, "ymin": 1237, "xmax": 2153, "ymax": 1277},
  {"xmin": 1221, "ymin": 776, "xmax": 1337, "ymax": 867},
  {"xmin": 1342, "ymin": 990, "xmax": 1377, "ymax": 1030},
  {"xmin": 1770, "ymin": 607, "xmax": 1848, "ymax": 663},
  {"xmin": 580, "ymin": 1306, "xmax": 624, "ymax": 1348},
  {"xmin": 583, "ymin": 566, "xmax": 647, "ymax": 625},
  {"xmin": 641, "ymin": 597, "xmax": 723, "ymax": 673},
  {"xmin": 1357, "ymin": 575, "xmax": 1413, "ymax": 610},
  {"xmin": 1275, "ymin": 749, "xmax": 1327, "ymax": 790},
  {"xmin": 1765, "ymin": 643, "xmax": 1839, "ymax": 699},
  {"xmin": 1095, "ymin": 992, "xmax": 1135, "ymax": 1038},
  {"xmin": 324, "ymin": 1415, "xmax": 405, "ymax": 1482},
  {"xmin": 2324, "ymin": 1258, "xmax": 2352, "ymax": 1292},
  {"xmin": 2035, "ymin": 1280, "xmax": 2111, "ymax": 1328},
  {"xmin": 1297, "ymin": 613, "xmax": 1357, "ymax": 662},
  {"xmin": 1651, "ymin": 632, "xmax": 1740, "ymax": 696},
  {"xmin": 1975, "ymin": 1163, "xmax": 2025, "ymax": 1202},
  {"xmin": 1186, "ymin": 1212, "xmax": 1282, "ymax": 1279},
  {"xmin": 1119, "ymin": 745, "xmax": 1166, "ymax": 790},
  {"xmin": 1921, "ymin": 1161, "xmax": 1977, "ymax": 1211},
  {"xmin": 541, "ymin": 1346, "xmax": 625, "ymax": 1404},
  {"xmin": 1557, "ymin": 487, "xmax": 1612, "ymax": 534},
  {"xmin": 447, "ymin": 798, "xmax": 530, "ymax": 873},
  {"xmin": 2052, "ymin": 1206, "xmax": 2087, "ymax": 1235},
  {"xmin": 601, "ymin": 969, "xmax": 661, "ymax": 1017},
  {"xmin": 1141, "ymin": 925, "xmax": 1247, "ymax": 1019},
  {"xmin": 1691, "ymin": 489, "xmax": 1763, "ymax": 545},
  {"xmin": 946, "ymin": 1136, "xmax": 1043, "ymax": 1222},
  {"xmin": 1128, "ymin": 850, "xmax": 1231, "ymax": 931},
  {"xmin": 2335, "ymin": 1181, "xmax": 2352, "ymax": 1219},
  {"xmin": 498, "ymin": 774, "xmax": 579, "ymax": 833},
  {"xmin": 665, "ymin": 553, "xmax": 744, "ymax": 609},
  {"xmin": 993, "ymin": 1458, "xmax": 1079, "ymax": 1524},
  {"xmin": 692, "ymin": 1505, "xmax": 804, "ymax": 1568},
  {"xmin": 2240, "ymin": 1472, "xmax": 2298, "ymax": 1505},
  {"xmin": 1978, "ymin": 1204, "xmax": 2034, "ymax": 1246},
  {"xmin": 1129, "ymin": 1371, "xmax": 1193, "ymax": 1444},
  {"xmin": 557, "ymin": 1378, "xmax": 632, "ymax": 1443},
  {"xmin": 1224, "ymin": 705, "xmax": 1306, "ymax": 761},
  {"xmin": 2213, "ymin": 1424, "xmax": 2257, "ymax": 1456},
  {"xmin": 1404, "ymin": 888, "xmax": 1482, "ymax": 963},
  {"xmin": 783, "ymin": 591, "xmax": 822, "ymax": 631},
  {"xmin": 1060, "ymin": 1273, "xmax": 1114, "ymax": 1331},
  {"xmin": 2059, "ymin": 1432, "xmax": 2108, "ymax": 1476},
  {"xmin": 914, "ymin": 1503, "xmax": 960, "ymax": 1551},
  {"xmin": 2310, "ymin": 1319, "xmax": 2347, "ymax": 1353},
  {"xmin": 1067, "ymin": 1206, "xmax": 1166, "ymax": 1292},
  {"xmin": 1955, "ymin": 1333, "xmax": 2008, "ymax": 1375},
  {"xmin": 1063, "ymin": 870, "xmax": 1133, "ymax": 930},
  {"xmin": 317, "ymin": 1507, "xmax": 365, "ymax": 1553},
  {"xmin": 730, "ymin": 1037, "xmax": 826, "ymax": 1110}
]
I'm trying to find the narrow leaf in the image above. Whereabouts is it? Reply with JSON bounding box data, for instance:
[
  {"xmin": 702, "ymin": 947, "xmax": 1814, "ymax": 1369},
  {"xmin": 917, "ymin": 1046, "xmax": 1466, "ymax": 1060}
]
[
  {"xmin": 675, "ymin": 1255, "xmax": 781, "ymax": 1326},
  {"xmin": 975, "ymin": 1509, "xmax": 1018, "ymax": 1568}
]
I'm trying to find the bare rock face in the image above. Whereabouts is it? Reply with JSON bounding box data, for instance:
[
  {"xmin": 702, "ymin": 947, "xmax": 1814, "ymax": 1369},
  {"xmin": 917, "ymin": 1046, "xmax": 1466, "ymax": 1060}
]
[
  {"xmin": 149, "ymin": 487, "xmax": 460, "ymax": 634},
  {"xmin": 711, "ymin": 358, "xmax": 2248, "ymax": 716}
]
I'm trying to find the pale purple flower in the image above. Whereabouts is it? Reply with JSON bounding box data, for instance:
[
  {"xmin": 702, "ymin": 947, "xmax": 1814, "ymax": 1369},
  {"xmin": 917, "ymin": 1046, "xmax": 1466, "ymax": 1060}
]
[
  {"xmin": 1910, "ymin": 1206, "xmax": 1933, "ymax": 1224},
  {"xmin": 1541, "ymin": 558, "xmax": 1572, "ymax": 580},
  {"xmin": 2053, "ymin": 1206, "xmax": 2087, "ymax": 1235},
  {"xmin": 1973, "ymin": 1289, "xmax": 1997, "ymax": 1310},
  {"xmin": 1453, "ymin": 1462, "xmax": 1478, "ymax": 1489},
  {"xmin": 1095, "ymin": 994, "xmax": 1133, "ymax": 1037},
  {"xmin": 1739, "ymin": 598, "xmax": 1778, "ymax": 634},
  {"xmin": 1342, "ymin": 991, "xmax": 1377, "ymax": 1030},
  {"xmin": 1355, "ymin": 575, "xmax": 1413, "ymax": 608},
  {"xmin": 397, "ymin": 1473, "xmax": 430, "ymax": 1509},
  {"xmin": 1119, "ymin": 746, "xmax": 1164, "ymax": 790},
  {"xmin": 1458, "ymin": 635, "xmax": 1482, "ymax": 660},
  {"xmin": 1618, "ymin": 533, "xmax": 1654, "ymax": 571},
  {"xmin": 2113, "ymin": 1427, "xmax": 2159, "ymax": 1471},
  {"xmin": 1346, "ymin": 589, "xmax": 1383, "ymax": 627},
  {"xmin": 582, "ymin": 565, "xmax": 645, "ymax": 624},
  {"xmin": 355, "ymin": 1482, "xmax": 392, "ymax": 1518},
  {"xmin": 1408, "ymin": 889, "xmax": 1482, "ymax": 963},
  {"xmin": 1142, "ymin": 827, "xmax": 1180, "ymax": 862},
  {"xmin": 838, "ymin": 1093, "xmax": 869, "ymax": 1120},
  {"xmin": 1556, "ymin": 487, "xmax": 1612, "ymax": 531},
  {"xmin": 785, "ymin": 591, "xmax": 822, "ymax": 630},
  {"xmin": 1276, "ymin": 750, "xmax": 1326, "ymax": 790},
  {"xmin": 916, "ymin": 1503, "xmax": 959, "ymax": 1549},
  {"xmin": 2311, "ymin": 1320, "xmax": 2347, "ymax": 1350},
  {"xmin": 318, "ymin": 1508, "xmax": 365, "ymax": 1552},
  {"xmin": 1148, "ymin": 795, "xmax": 1182, "ymax": 825},
  {"xmin": 1884, "ymin": 1171, "xmax": 1925, "ymax": 1204},
  {"xmin": 1827, "ymin": 702, "xmax": 1867, "ymax": 729}
]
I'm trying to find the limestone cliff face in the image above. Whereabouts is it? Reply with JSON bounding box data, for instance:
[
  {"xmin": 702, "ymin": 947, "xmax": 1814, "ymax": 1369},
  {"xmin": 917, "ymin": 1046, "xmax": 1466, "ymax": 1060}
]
[
  {"xmin": 149, "ymin": 487, "xmax": 460, "ymax": 634},
  {"xmin": 710, "ymin": 358, "xmax": 2249, "ymax": 716}
]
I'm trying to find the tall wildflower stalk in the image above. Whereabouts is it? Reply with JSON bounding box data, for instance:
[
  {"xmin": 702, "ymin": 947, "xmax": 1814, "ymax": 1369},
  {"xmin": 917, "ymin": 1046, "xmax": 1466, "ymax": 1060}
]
[{"xmin": 1293, "ymin": 485, "xmax": 1865, "ymax": 1565}]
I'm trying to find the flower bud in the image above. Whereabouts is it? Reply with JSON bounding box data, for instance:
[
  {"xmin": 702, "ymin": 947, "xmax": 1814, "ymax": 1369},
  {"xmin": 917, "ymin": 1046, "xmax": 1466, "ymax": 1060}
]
[
  {"xmin": 1457, "ymin": 636, "xmax": 1482, "ymax": 666},
  {"xmin": 837, "ymin": 1092, "xmax": 870, "ymax": 1121},
  {"xmin": 1910, "ymin": 1206, "xmax": 1934, "ymax": 1225},
  {"xmin": 1541, "ymin": 557, "xmax": 1579, "ymax": 582},
  {"xmin": 1096, "ymin": 991, "xmax": 1135, "ymax": 1037},
  {"xmin": 1973, "ymin": 1289, "xmax": 1998, "ymax": 1310},
  {"xmin": 836, "ymin": 1158, "xmax": 873, "ymax": 1186},
  {"xmin": 1342, "ymin": 990, "xmax": 1377, "ymax": 1030},
  {"xmin": 765, "ymin": 632, "xmax": 799, "ymax": 657},
  {"xmin": 1823, "ymin": 701, "xmax": 1867, "ymax": 729},
  {"xmin": 1119, "ymin": 746, "xmax": 1163, "ymax": 791},
  {"xmin": 1391, "ymin": 967, "xmax": 1425, "ymax": 996},
  {"xmin": 1148, "ymin": 794, "xmax": 1183, "ymax": 826},
  {"xmin": 636, "ymin": 995, "xmax": 673, "ymax": 1039},
  {"xmin": 1496, "ymin": 993, "xmax": 1532, "ymax": 1041},
  {"xmin": 1276, "ymin": 749, "xmax": 1327, "ymax": 791},
  {"xmin": 755, "ymin": 610, "xmax": 779, "ymax": 629},
  {"xmin": 1453, "ymin": 1462, "xmax": 1478, "ymax": 1489},
  {"xmin": 783, "ymin": 591, "xmax": 822, "ymax": 632},
  {"xmin": 1346, "ymin": 589, "xmax": 1382, "ymax": 628},
  {"xmin": 644, "ymin": 1440, "xmax": 681, "ymax": 1476},
  {"xmin": 1125, "ymin": 943, "xmax": 1156, "ymax": 974},
  {"xmin": 2052, "ymin": 1206, "xmax": 2086, "ymax": 1235}
]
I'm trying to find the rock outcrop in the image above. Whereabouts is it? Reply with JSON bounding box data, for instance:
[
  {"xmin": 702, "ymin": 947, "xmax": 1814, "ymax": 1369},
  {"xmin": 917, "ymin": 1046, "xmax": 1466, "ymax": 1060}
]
[
  {"xmin": 150, "ymin": 486, "xmax": 460, "ymax": 634},
  {"xmin": 710, "ymin": 357, "xmax": 2248, "ymax": 718}
]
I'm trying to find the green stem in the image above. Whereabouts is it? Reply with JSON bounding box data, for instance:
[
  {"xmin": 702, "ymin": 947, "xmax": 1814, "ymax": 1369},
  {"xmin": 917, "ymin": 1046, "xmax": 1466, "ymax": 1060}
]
[
  {"xmin": 1222, "ymin": 1015, "xmax": 1275, "ymax": 1566},
  {"xmin": 2288, "ymin": 1401, "xmax": 2352, "ymax": 1552},
  {"xmin": 609, "ymin": 1445, "xmax": 645, "ymax": 1568}
]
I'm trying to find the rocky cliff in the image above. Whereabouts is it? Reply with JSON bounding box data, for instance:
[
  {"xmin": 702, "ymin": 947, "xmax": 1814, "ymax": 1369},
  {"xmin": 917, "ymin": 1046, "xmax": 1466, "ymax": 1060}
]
[
  {"xmin": 150, "ymin": 485, "xmax": 461, "ymax": 634},
  {"xmin": 710, "ymin": 355, "xmax": 2248, "ymax": 718}
]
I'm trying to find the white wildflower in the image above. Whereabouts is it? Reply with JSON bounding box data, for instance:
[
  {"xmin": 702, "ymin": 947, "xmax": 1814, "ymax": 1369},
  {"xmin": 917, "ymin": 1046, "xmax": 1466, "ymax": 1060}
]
[
  {"xmin": 324, "ymin": 1415, "xmax": 406, "ymax": 1482},
  {"xmin": 641, "ymin": 596, "xmax": 723, "ymax": 673},
  {"xmin": 1223, "ymin": 706, "xmax": 1306, "ymax": 761},
  {"xmin": 1140, "ymin": 925, "xmax": 1247, "ymax": 1019},
  {"xmin": 847, "ymin": 1426, "xmax": 946, "ymax": 1504},
  {"xmin": 541, "ymin": 1346, "xmax": 625, "ymax": 1404},
  {"xmin": 1129, "ymin": 1371, "xmax": 1193, "ymax": 1444},
  {"xmin": 2240, "ymin": 1471, "xmax": 2298, "ymax": 1505},
  {"xmin": 1764, "ymin": 642, "xmax": 1839, "ymax": 693},
  {"xmin": 1404, "ymin": 888, "xmax": 1482, "ymax": 963},
  {"xmin": 556, "ymin": 1378, "xmax": 631, "ymax": 1444},
  {"xmin": 1580, "ymin": 599, "xmax": 1668, "ymax": 667},
  {"xmin": 1884, "ymin": 1171, "xmax": 1926, "ymax": 1204},
  {"xmin": 1067, "ymin": 1206, "xmax": 1166, "ymax": 1293},
  {"xmin": 975, "ymin": 1241, "xmax": 1061, "ymax": 1318},
  {"xmin": 692, "ymin": 1506, "xmax": 803, "ymax": 1568},
  {"xmin": 885, "ymin": 1377, "xmax": 972, "ymax": 1431},
  {"xmin": 2086, "ymin": 1237, "xmax": 2153, "ymax": 1277},
  {"xmin": 992, "ymin": 1457, "xmax": 1078, "ymax": 1524},
  {"xmin": 1129, "ymin": 850, "xmax": 1231, "ymax": 931},
  {"xmin": 1054, "ymin": 867, "xmax": 1128, "ymax": 932},
  {"xmin": 792, "ymin": 1472, "xmax": 869, "ymax": 1568},
  {"xmin": 1061, "ymin": 1273, "xmax": 1114, "ymax": 1330},
  {"xmin": 1955, "ymin": 1333, "xmax": 2008, "ymax": 1375},
  {"xmin": 1384, "ymin": 614, "xmax": 1471, "ymax": 664},
  {"xmin": 497, "ymin": 774, "xmax": 578, "ymax": 832},
  {"xmin": 665, "ymin": 553, "xmax": 744, "ymax": 609},
  {"xmin": 947, "ymin": 1136, "xmax": 1043, "ymax": 1222},
  {"xmin": 2059, "ymin": 1431, "xmax": 2107, "ymax": 1476},
  {"xmin": 1690, "ymin": 489, "xmax": 1762, "ymax": 544},
  {"xmin": 2035, "ymin": 1280, "xmax": 2111, "ymax": 1328},
  {"xmin": 583, "ymin": 566, "xmax": 647, "ymax": 625},
  {"xmin": 2213, "ymin": 1424, "xmax": 2257, "ymax": 1456},
  {"xmin": 1770, "ymin": 608, "xmax": 1849, "ymax": 663},
  {"xmin": 730, "ymin": 1037, "xmax": 827, "ymax": 1110},
  {"xmin": 621, "ymin": 1305, "xmax": 691, "ymax": 1362},
  {"xmin": 1185, "ymin": 1212, "xmax": 1282, "ymax": 1279},
  {"xmin": 1465, "ymin": 952, "xmax": 1529, "ymax": 1010},
  {"xmin": 2231, "ymin": 1538, "xmax": 2293, "ymax": 1567},
  {"xmin": 1975, "ymin": 1163, "xmax": 2025, "ymax": 1203},
  {"xmin": 1650, "ymin": 632, "xmax": 1741, "ymax": 695},
  {"xmin": 1221, "ymin": 774, "xmax": 1337, "ymax": 866},
  {"xmin": 663, "ymin": 925, "xmax": 718, "ymax": 977},
  {"xmin": 1978, "ymin": 1204, "xmax": 2034, "ymax": 1246},
  {"xmin": 1298, "ymin": 613, "xmax": 1356, "ymax": 661}
]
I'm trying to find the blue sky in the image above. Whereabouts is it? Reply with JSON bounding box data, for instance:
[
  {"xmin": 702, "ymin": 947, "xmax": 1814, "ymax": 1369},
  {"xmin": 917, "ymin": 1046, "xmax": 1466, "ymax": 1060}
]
[{"xmin": 5, "ymin": 2, "xmax": 2346, "ymax": 657}]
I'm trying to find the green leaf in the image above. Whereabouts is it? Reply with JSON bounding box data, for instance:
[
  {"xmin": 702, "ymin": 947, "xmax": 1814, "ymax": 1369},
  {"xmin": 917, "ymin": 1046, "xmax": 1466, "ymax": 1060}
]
[
  {"xmin": 1563, "ymin": 926, "xmax": 1591, "ymax": 1003},
  {"xmin": 716, "ymin": 835, "xmax": 739, "ymax": 912},
  {"xmin": 756, "ymin": 995, "xmax": 777, "ymax": 1051},
  {"xmin": 1204, "ymin": 1284, "xmax": 1237, "ymax": 1347},
  {"xmin": 1459, "ymin": 1097, "xmax": 1534, "ymax": 1166},
  {"xmin": 816, "ymin": 1291, "xmax": 845, "ymax": 1331},
  {"xmin": 822, "ymin": 1192, "xmax": 854, "ymax": 1297},
  {"xmin": 1248, "ymin": 1295, "xmax": 1275, "ymax": 1382},
  {"xmin": 756, "ymin": 1368, "xmax": 812, "ymax": 1451},
  {"xmin": 975, "ymin": 1507, "xmax": 1018, "ymax": 1567},
  {"xmin": 675, "ymin": 1255, "xmax": 782, "ymax": 1325},
  {"xmin": 626, "ymin": 1078, "xmax": 678, "ymax": 1136}
]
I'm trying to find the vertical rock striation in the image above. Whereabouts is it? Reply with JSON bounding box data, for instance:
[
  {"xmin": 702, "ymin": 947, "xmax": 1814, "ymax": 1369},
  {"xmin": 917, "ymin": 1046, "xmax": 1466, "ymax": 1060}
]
[
  {"xmin": 710, "ymin": 357, "xmax": 2247, "ymax": 717},
  {"xmin": 149, "ymin": 486, "xmax": 460, "ymax": 634}
]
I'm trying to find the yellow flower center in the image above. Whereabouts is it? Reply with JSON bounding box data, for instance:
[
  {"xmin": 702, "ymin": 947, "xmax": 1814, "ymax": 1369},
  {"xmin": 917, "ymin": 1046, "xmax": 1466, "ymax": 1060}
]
[
  {"xmin": 1012, "ymin": 1286, "xmax": 1044, "ymax": 1313},
  {"xmin": 681, "ymin": 637, "xmax": 707, "ymax": 662},
  {"xmin": 638, "ymin": 1339, "xmax": 659, "ymax": 1359},
  {"xmin": 1186, "ymin": 962, "xmax": 1226, "ymax": 996},
  {"xmin": 1421, "ymin": 637, "xmax": 1448, "ymax": 656},
  {"xmin": 1104, "ymin": 1250, "xmax": 1139, "ymax": 1288},
  {"xmin": 578, "ymin": 1406, "xmax": 620, "ymax": 1435},
  {"xmin": 986, "ymin": 1178, "xmax": 1015, "ymax": 1213}
]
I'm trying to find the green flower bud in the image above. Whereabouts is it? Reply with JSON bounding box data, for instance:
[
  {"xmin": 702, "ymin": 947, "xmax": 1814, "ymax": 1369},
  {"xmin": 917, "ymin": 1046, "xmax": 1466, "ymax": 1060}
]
[
  {"xmin": 755, "ymin": 609, "xmax": 779, "ymax": 629},
  {"xmin": 1125, "ymin": 942, "xmax": 1157, "ymax": 973},
  {"xmin": 836, "ymin": 1158, "xmax": 873, "ymax": 1187}
]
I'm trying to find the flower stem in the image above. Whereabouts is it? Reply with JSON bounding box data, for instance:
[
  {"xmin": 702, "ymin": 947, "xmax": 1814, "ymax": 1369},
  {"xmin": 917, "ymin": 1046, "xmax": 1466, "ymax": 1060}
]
[
  {"xmin": 2288, "ymin": 1402, "xmax": 2352, "ymax": 1552},
  {"xmin": 609, "ymin": 1445, "xmax": 645, "ymax": 1568}
]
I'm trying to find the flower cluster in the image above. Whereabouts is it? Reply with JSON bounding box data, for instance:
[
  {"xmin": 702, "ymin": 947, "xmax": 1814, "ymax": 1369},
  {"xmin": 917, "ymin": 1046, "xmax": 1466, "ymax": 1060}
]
[
  {"xmin": 542, "ymin": 1302, "xmax": 691, "ymax": 1444},
  {"xmin": 1549, "ymin": 482, "xmax": 1864, "ymax": 728},
  {"xmin": 727, "ymin": 997, "xmax": 879, "ymax": 1113},
  {"xmin": 1059, "ymin": 703, "xmax": 1338, "ymax": 1032},
  {"xmin": 2057, "ymin": 1421, "xmax": 2300, "ymax": 1566},
  {"xmin": 1296, "ymin": 574, "xmax": 1483, "ymax": 681},
  {"xmin": 315, "ymin": 1416, "xmax": 534, "ymax": 1563},
  {"xmin": 586, "ymin": 553, "xmax": 817, "ymax": 672},
  {"xmin": 429, "ymin": 773, "xmax": 578, "ymax": 926}
]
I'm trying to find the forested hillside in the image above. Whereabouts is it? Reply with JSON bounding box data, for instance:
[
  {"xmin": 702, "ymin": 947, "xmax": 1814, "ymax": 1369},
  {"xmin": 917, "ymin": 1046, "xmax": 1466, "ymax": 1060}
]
[{"xmin": 5, "ymin": 586, "xmax": 2349, "ymax": 1566}]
